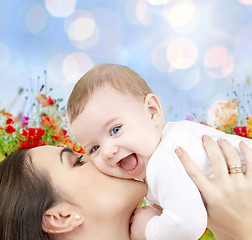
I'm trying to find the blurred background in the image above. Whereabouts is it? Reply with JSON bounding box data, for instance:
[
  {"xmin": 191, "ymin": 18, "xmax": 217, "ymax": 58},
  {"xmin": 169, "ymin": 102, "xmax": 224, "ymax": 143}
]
[{"xmin": 1, "ymin": 0, "xmax": 252, "ymax": 122}]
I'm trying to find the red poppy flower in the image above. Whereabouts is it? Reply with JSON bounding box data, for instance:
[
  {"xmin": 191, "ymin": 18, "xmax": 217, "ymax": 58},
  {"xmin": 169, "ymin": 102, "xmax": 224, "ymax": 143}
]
[
  {"xmin": 18, "ymin": 127, "xmax": 46, "ymax": 150},
  {"xmin": 52, "ymin": 129, "xmax": 69, "ymax": 144},
  {"xmin": 233, "ymin": 126, "xmax": 247, "ymax": 138},
  {"xmin": 6, "ymin": 118, "xmax": 14, "ymax": 125},
  {"xmin": 5, "ymin": 124, "xmax": 16, "ymax": 134},
  {"xmin": 18, "ymin": 139, "xmax": 46, "ymax": 150},
  {"xmin": 27, "ymin": 127, "xmax": 45, "ymax": 138},
  {"xmin": 52, "ymin": 135, "xmax": 59, "ymax": 141},
  {"xmin": 21, "ymin": 128, "xmax": 28, "ymax": 137},
  {"xmin": 40, "ymin": 116, "xmax": 55, "ymax": 129},
  {"xmin": 47, "ymin": 96, "xmax": 54, "ymax": 105}
]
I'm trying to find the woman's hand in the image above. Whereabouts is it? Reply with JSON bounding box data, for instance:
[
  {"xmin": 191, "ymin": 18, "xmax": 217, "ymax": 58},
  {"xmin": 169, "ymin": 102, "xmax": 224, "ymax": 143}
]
[{"xmin": 175, "ymin": 135, "xmax": 252, "ymax": 240}]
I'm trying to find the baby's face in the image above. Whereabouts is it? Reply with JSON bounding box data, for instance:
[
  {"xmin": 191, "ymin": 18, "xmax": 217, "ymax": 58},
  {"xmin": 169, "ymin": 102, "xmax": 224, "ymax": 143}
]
[{"xmin": 69, "ymin": 84, "xmax": 162, "ymax": 180}]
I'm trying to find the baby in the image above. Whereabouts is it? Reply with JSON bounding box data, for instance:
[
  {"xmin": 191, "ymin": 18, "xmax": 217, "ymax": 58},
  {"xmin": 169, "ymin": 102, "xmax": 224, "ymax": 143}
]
[{"xmin": 67, "ymin": 64, "xmax": 251, "ymax": 240}]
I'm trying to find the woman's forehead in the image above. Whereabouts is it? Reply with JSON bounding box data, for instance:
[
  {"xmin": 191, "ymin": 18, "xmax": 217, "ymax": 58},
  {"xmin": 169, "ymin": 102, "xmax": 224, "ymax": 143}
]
[
  {"xmin": 29, "ymin": 146, "xmax": 62, "ymax": 166},
  {"xmin": 29, "ymin": 145, "xmax": 62, "ymax": 155}
]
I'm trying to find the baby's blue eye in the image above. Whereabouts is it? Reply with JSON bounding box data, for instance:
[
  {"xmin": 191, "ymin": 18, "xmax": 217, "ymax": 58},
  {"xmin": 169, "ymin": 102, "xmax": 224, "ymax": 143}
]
[
  {"xmin": 92, "ymin": 145, "xmax": 100, "ymax": 153},
  {"xmin": 111, "ymin": 126, "xmax": 121, "ymax": 135}
]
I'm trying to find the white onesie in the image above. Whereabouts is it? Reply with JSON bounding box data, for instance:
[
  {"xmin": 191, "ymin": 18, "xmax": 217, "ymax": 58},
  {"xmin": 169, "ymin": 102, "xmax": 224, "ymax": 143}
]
[{"xmin": 145, "ymin": 120, "xmax": 250, "ymax": 240}]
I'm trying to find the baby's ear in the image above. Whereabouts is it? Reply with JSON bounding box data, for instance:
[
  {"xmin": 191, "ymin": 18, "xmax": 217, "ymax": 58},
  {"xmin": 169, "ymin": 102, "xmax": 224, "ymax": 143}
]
[
  {"xmin": 42, "ymin": 202, "xmax": 84, "ymax": 234},
  {"xmin": 144, "ymin": 94, "xmax": 163, "ymax": 122}
]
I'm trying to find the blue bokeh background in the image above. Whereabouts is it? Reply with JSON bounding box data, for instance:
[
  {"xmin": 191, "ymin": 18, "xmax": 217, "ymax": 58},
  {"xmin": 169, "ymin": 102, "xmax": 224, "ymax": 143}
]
[{"xmin": 1, "ymin": 0, "xmax": 252, "ymax": 122}]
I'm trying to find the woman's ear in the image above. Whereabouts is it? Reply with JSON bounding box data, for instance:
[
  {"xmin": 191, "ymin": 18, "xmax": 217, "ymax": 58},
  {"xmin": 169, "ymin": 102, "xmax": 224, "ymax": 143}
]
[
  {"xmin": 42, "ymin": 202, "xmax": 84, "ymax": 234},
  {"xmin": 144, "ymin": 94, "xmax": 163, "ymax": 123}
]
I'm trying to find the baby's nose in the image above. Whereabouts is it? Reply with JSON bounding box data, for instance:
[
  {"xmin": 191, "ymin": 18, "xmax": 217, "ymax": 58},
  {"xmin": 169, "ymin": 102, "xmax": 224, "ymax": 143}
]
[{"xmin": 102, "ymin": 145, "xmax": 118, "ymax": 160}]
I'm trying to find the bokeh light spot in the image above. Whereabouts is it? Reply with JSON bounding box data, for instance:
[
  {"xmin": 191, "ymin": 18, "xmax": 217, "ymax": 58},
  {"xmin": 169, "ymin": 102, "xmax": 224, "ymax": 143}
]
[
  {"xmin": 62, "ymin": 52, "xmax": 94, "ymax": 84},
  {"xmin": 64, "ymin": 10, "xmax": 99, "ymax": 50},
  {"xmin": 136, "ymin": 0, "xmax": 149, "ymax": 25},
  {"xmin": 165, "ymin": 1, "xmax": 195, "ymax": 27},
  {"xmin": 168, "ymin": 66, "xmax": 200, "ymax": 90},
  {"xmin": 45, "ymin": 0, "xmax": 76, "ymax": 18},
  {"xmin": 163, "ymin": 0, "xmax": 199, "ymax": 34},
  {"xmin": 152, "ymin": 41, "xmax": 170, "ymax": 72},
  {"xmin": 125, "ymin": 0, "xmax": 139, "ymax": 24},
  {"xmin": 238, "ymin": 0, "xmax": 252, "ymax": 4},
  {"xmin": 25, "ymin": 5, "xmax": 47, "ymax": 34},
  {"xmin": 184, "ymin": 67, "xmax": 200, "ymax": 90},
  {"xmin": 166, "ymin": 38, "xmax": 198, "ymax": 69},
  {"xmin": 146, "ymin": 0, "xmax": 170, "ymax": 6},
  {"xmin": 125, "ymin": 0, "xmax": 156, "ymax": 26},
  {"xmin": 68, "ymin": 17, "xmax": 95, "ymax": 41},
  {"xmin": 0, "ymin": 42, "xmax": 10, "ymax": 70},
  {"xmin": 47, "ymin": 54, "xmax": 66, "ymax": 85},
  {"xmin": 204, "ymin": 46, "xmax": 234, "ymax": 79},
  {"xmin": 47, "ymin": 53, "xmax": 94, "ymax": 85},
  {"xmin": 86, "ymin": 7, "xmax": 124, "ymax": 58}
]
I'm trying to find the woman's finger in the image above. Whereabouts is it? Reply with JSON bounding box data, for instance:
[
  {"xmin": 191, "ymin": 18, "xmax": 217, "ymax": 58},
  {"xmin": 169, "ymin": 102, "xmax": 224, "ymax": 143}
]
[
  {"xmin": 217, "ymin": 138, "xmax": 242, "ymax": 167},
  {"xmin": 175, "ymin": 146, "xmax": 210, "ymax": 192},
  {"xmin": 239, "ymin": 141, "xmax": 252, "ymax": 177},
  {"xmin": 201, "ymin": 135, "xmax": 229, "ymax": 178}
]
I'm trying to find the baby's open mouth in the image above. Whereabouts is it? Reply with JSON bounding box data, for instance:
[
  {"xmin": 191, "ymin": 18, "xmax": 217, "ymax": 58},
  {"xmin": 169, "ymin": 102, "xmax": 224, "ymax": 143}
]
[{"xmin": 118, "ymin": 153, "xmax": 138, "ymax": 172}]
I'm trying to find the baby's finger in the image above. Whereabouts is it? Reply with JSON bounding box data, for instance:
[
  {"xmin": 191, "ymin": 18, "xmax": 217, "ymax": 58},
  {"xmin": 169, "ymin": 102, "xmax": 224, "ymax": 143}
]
[
  {"xmin": 239, "ymin": 141, "xmax": 252, "ymax": 176},
  {"xmin": 175, "ymin": 146, "xmax": 209, "ymax": 192},
  {"xmin": 201, "ymin": 135, "xmax": 228, "ymax": 178}
]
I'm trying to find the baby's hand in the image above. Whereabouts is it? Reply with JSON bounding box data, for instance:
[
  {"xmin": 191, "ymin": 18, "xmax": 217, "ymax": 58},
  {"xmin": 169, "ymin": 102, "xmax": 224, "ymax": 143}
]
[{"xmin": 130, "ymin": 206, "xmax": 161, "ymax": 240}]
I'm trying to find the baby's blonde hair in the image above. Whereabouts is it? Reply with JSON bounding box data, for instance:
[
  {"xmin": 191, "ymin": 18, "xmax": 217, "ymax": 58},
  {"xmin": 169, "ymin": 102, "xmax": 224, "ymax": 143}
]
[{"xmin": 67, "ymin": 64, "xmax": 153, "ymax": 123}]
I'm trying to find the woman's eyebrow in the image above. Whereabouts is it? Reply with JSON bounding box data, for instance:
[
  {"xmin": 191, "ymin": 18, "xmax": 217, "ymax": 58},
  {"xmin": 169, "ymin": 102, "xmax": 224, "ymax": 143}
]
[{"xmin": 60, "ymin": 147, "xmax": 74, "ymax": 163}]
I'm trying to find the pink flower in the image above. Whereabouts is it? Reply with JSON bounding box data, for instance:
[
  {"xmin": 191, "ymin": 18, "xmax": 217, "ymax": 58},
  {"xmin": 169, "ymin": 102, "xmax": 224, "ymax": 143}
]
[
  {"xmin": 22, "ymin": 116, "xmax": 29, "ymax": 126},
  {"xmin": 36, "ymin": 93, "xmax": 54, "ymax": 107},
  {"xmin": 186, "ymin": 115, "xmax": 194, "ymax": 121}
]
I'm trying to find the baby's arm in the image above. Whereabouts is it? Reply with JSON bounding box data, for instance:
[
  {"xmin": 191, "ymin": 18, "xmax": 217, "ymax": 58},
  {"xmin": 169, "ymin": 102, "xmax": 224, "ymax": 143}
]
[
  {"xmin": 144, "ymin": 144, "xmax": 208, "ymax": 239},
  {"xmin": 145, "ymin": 203, "xmax": 207, "ymax": 240},
  {"xmin": 130, "ymin": 206, "xmax": 161, "ymax": 240}
]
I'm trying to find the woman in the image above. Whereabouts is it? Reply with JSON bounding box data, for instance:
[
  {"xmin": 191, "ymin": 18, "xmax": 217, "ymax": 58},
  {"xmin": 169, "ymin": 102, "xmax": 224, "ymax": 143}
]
[
  {"xmin": 1, "ymin": 141, "xmax": 252, "ymax": 240},
  {"xmin": 0, "ymin": 145, "xmax": 147, "ymax": 240},
  {"xmin": 176, "ymin": 136, "xmax": 252, "ymax": 240}
]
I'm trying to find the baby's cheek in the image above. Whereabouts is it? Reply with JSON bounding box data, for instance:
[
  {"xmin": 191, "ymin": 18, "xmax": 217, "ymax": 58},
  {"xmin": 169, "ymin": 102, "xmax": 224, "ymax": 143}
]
[{"xmin": 92, "ymin": 159, "xmax": 107, "ymax": 172}]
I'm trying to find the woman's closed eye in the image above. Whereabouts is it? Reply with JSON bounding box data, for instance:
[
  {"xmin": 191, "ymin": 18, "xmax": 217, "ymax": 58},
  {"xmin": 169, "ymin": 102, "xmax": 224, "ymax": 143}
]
[
  {"xmin": 110, "ymin": 126, "xmax": 121, "ymax": 136},
  {"xmin": 74, "ymin": 155, "xmax": 85, "ymax": 167}
]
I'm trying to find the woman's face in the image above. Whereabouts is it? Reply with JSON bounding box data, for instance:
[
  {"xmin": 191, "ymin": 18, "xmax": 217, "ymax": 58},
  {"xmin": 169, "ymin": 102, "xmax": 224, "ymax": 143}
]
[{"xmin": 29, "ymin": 146, "xmax": 147, "ymax": 218}]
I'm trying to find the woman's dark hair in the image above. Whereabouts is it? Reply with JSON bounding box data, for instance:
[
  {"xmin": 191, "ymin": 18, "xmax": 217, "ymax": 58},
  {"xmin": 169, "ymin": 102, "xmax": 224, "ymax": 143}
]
[{"xmin": 0, "ymin": 148, "xmax": 58, "ymax": 240}]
